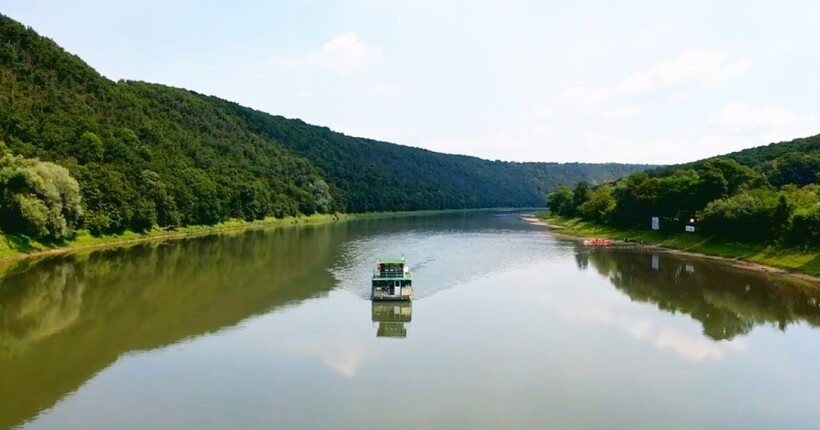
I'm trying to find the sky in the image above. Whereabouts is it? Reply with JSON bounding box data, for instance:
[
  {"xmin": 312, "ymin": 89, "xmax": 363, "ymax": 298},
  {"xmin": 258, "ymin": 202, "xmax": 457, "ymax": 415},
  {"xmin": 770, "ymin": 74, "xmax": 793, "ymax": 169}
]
[{"xmin": 4, "ymin": 0, "xmax": 820, "ymax": 164}]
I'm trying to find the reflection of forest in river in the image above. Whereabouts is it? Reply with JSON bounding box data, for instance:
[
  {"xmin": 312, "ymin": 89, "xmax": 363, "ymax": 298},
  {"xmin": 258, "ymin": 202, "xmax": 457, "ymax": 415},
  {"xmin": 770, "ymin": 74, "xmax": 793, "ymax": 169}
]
[
  {"xmin": 0, "ymin": 211, "xmax": 543, "ymax": 429},
  {"xmin": 576, "ymin": 246, "xmax": 820, "ymax": 340},
  {"xmin": 0, "ymin": 224, "xmax": 344, "ymax": 430}
]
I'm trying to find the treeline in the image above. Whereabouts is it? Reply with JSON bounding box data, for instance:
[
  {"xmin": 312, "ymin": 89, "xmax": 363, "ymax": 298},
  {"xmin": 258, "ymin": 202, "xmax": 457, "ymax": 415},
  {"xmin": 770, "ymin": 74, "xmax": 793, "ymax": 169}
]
[
  {"xmin": 0, "ymin": 14, "xmax": 648, "ymax": 241},
  {"xmin": 548, "ymin": 134, "xmax": 820, "ymax": 247}
]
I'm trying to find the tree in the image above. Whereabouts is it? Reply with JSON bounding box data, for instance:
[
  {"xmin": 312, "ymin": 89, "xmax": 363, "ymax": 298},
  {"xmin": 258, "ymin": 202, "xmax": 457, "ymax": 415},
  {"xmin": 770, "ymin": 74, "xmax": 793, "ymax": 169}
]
[
  {"xmin": 577, "ymin": 185, "xmax": 616, "ymax": 223},
  {"xmin": 700, "ymin": 190, "xmax": 778, "ymax": 243},
  {"xmin": 140, "ymin": 170, "xmax": 180, "ymax": 227},
  {"xmin": 700, "ymin": 158, "xmax": 757, "ymax": 195},
  {"xmin": 0, "ymin": 153, "xmax": 82, "ymax": 239},
  {"xmin": 766, "ymin": 152, "xmax": 820, "ymax": 188},
  {"xmin": 546, "ymin": 185, "xmax": 574, "ymax": 216},
  {"xmin": 788, "ymin": 207, "xmax": 820, "ymax": 247},
  {"xmin": 76, "ymin": 131, "xmax": 104, "ymax": 163},
  {"xmin": 572, "ymin": 182, "xmax": 592, "ymax": 210},
  {"xmin": 771, "ymin": 194, "xmax": 793, "ymax": 239}
]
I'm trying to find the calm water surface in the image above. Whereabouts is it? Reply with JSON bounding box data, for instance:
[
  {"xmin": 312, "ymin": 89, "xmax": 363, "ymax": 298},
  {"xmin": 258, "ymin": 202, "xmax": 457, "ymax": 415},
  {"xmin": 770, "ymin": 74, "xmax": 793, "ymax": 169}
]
[{"xmin": 2, "ymin": 211, "xmax": 820, "ymax": 429}]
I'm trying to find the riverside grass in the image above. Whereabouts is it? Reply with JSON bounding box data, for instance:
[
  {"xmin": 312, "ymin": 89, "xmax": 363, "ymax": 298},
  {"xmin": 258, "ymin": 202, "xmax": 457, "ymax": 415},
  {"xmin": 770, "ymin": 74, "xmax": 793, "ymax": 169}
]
[
  {"xmin": 539, "ymin": 213, "xmax": 820, "ymax": 277},
  {"xmin": 0, "ymin": 214, "xmax": 340, "ymax": 262},
  {"xmin": 0, "ymin": 209, "xmax": 483, "ymax": 264}
]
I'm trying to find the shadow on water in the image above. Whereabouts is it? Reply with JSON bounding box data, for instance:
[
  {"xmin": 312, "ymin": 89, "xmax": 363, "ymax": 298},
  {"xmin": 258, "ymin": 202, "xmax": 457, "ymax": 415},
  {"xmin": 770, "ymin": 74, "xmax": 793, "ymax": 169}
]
[{"xmin": 575, "ymin": 245, "xmax": 820, "ymax": 340}]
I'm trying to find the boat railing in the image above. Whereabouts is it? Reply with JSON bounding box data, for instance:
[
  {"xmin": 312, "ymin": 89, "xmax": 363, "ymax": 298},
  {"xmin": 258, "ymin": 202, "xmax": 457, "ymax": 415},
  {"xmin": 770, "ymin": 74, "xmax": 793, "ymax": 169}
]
[{"xmin": 374, "ymin": 270, "xmax": 410, "ymax": 278}]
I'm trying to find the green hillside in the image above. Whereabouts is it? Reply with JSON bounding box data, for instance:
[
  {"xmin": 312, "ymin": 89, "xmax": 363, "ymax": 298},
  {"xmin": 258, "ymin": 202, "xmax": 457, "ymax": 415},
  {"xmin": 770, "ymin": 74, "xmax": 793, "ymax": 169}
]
[
  {"xmin": 225, "ymin": 101, "xmax": 648, "ymax": 212},
  {"xmin": 548, "ymin": 132, "xmax": 820, "ymax": 250},
  {"xmin": 723, "ymin": 134, "xmax": 820, "ymax": 168},
  {"xmin": 0, "ymin": 14, "xmax": 648, "ymax": 241},
  {"xmin": 650, "ymin": 134, "xmax": 820, "ymax": 186}
]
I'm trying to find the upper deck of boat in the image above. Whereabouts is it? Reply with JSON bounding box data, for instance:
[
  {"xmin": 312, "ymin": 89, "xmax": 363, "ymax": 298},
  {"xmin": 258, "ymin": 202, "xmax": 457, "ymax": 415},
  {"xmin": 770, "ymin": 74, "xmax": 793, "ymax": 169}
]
[{"xmin": 373, "ymin": 258, "xmax": 411, "ymax": 280}]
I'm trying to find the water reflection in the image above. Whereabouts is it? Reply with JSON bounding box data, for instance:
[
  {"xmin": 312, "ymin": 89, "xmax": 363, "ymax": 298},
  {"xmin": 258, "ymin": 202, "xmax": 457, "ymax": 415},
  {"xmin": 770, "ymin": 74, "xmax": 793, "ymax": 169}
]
[
  {"xmin": 0, "ymin": 211, "xmax": 535, "ymax": 429},
  {"xmin": 8, "ymin": 211, "xmax": 820, "ymax": 429},
  {"xmin": 371, "ymin": 302, "xmax": 413, "ymax": 338},
  {"xmin": 0, "ymin": 225, "xmax": 344, "ymax": 430},
  {"xmin": 577, "ymin": 245, "xmax": 820, "ymax": 340},
  {"xmin": 332, "ymin": 214, "xmax": 556, "ymax": 300}
]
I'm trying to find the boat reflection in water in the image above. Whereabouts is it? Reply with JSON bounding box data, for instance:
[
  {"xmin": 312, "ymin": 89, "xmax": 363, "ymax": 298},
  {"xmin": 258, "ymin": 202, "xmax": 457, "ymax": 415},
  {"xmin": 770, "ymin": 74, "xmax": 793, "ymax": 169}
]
[{"xmin": 371, "ymin": 301, "xmax": 413, "ymax": 338}]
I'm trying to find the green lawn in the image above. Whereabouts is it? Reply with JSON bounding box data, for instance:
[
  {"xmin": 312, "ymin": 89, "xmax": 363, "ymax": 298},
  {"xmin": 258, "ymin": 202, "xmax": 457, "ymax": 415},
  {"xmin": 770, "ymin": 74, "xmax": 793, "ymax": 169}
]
[{"xmin": 540, "ymin": 214, "xmax": 820, "ymax": 276}]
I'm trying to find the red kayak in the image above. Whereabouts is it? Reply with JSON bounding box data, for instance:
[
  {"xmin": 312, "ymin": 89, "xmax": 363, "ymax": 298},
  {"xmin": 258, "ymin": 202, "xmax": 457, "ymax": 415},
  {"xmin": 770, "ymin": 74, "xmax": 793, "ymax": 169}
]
[{"xmin": 583, "ymin": 238, "xmax": 612, "ymax": 246}]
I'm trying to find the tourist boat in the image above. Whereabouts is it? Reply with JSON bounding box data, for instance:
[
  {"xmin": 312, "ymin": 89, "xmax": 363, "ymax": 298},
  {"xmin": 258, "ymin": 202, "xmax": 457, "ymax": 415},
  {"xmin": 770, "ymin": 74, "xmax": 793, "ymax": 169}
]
[
  {"xmin": 371, "ymin": 257, "xmax": 413, "ymax": 301},
  {"xmin": 583, "ymin": 238, "xmax": 612, "ymax": 246}
]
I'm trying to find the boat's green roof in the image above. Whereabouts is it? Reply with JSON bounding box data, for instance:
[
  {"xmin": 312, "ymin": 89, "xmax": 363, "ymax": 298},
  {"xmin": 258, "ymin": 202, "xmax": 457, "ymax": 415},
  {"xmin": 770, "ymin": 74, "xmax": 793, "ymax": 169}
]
[{"xmin": 378, "ymin": 258, "xmax": 406, "ymax": 264}]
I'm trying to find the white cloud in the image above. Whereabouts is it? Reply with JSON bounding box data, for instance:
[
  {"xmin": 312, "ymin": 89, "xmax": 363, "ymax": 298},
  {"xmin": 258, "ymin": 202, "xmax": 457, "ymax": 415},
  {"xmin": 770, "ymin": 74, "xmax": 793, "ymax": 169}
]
[
  {"xmin": 519, "ymin": 285, "xmax": 750, "ymax": 364},
  {"xmin": 600, "ymin": 105, "xmax": 640, "ymax": 120},
  {"xmin": 366, "ymin": 83, "xmax": 403, "ymax": 98},
  {"xmin": 285, "ymin": 339, "xmax": 376, "ymax": 378},
  {"xmin": 315, "ymin": 342, "xmax": 368, "ymax": 378},
  {"xmin": 269, "ymin": 32, "xmax": 381, "ymax": 73},
  {"xmin": 306, "ymin": 32, "xmax": 381, "ymax": 73},
  {"xmin": 709, "ymin": 102, "xmax": 815, "ymax": 132},
  {"xmin": 560, "ymin": 50, "xmax": 751, "ymax": 106},
  {"xmin": 519, "ymin": 104, "xmax": 555, "ymax": 122},
  {"xmin": 655, "ymin": 329, "xmax": 748, "ymax": 363}
]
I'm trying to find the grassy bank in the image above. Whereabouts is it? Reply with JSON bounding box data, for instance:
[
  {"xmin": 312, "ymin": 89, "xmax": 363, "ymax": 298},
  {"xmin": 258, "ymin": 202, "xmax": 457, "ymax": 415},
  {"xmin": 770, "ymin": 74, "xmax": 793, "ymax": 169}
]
[
  {"xmin": 539, "ymin": 214, "xmax": 820, "ymax": 276},
  {"xmin": 0, "ymin": 208, "xmax": 480, "ymax": 264},
  {"xmin": 0, "ymin": 213, "xmax": 344, "ymax": 263}
]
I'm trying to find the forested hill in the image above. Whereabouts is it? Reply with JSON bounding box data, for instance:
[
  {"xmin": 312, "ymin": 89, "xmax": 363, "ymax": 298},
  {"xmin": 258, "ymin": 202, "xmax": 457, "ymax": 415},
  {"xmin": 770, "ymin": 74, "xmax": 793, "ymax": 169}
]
[
  {"xmin": 223, "ymin": 101, "xmax": 649, "ymax": 212},
  {"xmin": 723, "ymin": 134, "xmax": 820, "ymax": 168},
  {"xmin": 548, "ymin": 132, "xmax": 820, "ymax": 248},
  {"xmin": 648, "ymin": 133, "xmax": 820, "ymax": 188},
  {"xmin": 0, "ymin": 14, "xmax": 648, "ymax": 240}
]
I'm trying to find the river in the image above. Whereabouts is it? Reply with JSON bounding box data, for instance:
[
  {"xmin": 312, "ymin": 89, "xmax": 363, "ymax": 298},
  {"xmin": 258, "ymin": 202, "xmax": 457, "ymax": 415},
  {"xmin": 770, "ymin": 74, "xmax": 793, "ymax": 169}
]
[{"xmin": 1, "ymin": 210, "xmax": 819, "ymax": 429}]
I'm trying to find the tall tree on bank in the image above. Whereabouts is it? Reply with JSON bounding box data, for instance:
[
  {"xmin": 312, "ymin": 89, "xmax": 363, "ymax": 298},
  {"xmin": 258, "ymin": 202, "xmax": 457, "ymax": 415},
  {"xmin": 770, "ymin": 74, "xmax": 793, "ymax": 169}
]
[{"xmin": 0, "ymin": 151, "xmax": 82, "ymax": 239}]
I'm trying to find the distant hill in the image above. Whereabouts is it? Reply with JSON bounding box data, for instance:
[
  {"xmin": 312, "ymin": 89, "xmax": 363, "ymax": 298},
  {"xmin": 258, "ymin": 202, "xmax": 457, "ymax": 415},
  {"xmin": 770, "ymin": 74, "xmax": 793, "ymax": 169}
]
[
  {"xmin": 0, "ymin": 14, "xmax": 650, "ymax": 237},
  {"xmin": 221, "ymin": 99, "xmax": 651, "ymax": 212},
  {"xmin": 722, "ymin": 134, "xmax": 820, "ymax": 167},
  {"xmin": 648, "ymin": 133, "xmax": 820, "ymax": 189}
]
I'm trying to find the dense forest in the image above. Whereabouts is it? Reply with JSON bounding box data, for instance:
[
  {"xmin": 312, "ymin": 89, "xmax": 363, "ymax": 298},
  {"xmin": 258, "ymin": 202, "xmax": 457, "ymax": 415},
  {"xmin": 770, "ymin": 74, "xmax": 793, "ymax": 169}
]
[
  {"xmin": 0, "ymin": 14, "xmax": 648, "ymax": 241},
  {"xmin": 547, "ymin": 134, "xmax": 820, "ymax": 247}
]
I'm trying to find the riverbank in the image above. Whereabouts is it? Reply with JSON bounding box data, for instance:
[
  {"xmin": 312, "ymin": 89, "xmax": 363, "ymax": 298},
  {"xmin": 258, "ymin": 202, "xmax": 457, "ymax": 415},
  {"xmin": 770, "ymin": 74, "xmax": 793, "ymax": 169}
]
[
  {"xmin": 0, "ymin": 209, "xmax": 482, "ymax": 265},
  {"xmin": 536, "ymin": 214, "xmax": 820, "ymax": 277}
]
